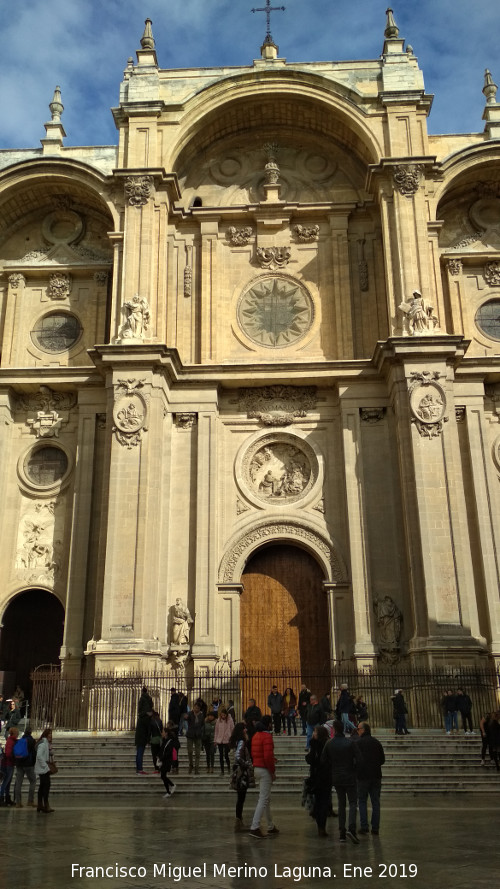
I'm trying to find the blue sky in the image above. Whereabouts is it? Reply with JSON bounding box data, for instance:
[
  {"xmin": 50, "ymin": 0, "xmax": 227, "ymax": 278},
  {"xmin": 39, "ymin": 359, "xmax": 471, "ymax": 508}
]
[{"xmin": 0, "ymin": 0, "xmax": 498, "ymax": 149}]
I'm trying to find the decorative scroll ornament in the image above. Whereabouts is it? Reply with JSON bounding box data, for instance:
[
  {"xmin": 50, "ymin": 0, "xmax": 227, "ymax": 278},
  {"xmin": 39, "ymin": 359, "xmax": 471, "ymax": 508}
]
[
  {"xmin": 256, "ymin": 245, "xmax": 291, "ymax": 270},
  {"xmin": 408, "ymin": 371, "xmax": 449, "ymax": 439},
  {"xmin": 112, "ymin": 378, "xmax": 148, "ymax": 449},
  {"xmin": 447, "ymin": 259, "xmax": 463, "ymax": 276},
  {"xmin": 399, "ymin": 290, "xmax": 440, "ymax": 336},
  {"xmin": 124, "ymin": 175, "xmax": 154, "ymax": 207},
  {"xmin": 393, "ymin": 164, "xmax": 423, "ymax": 196},
  {"xmin": 360, "ymin": 408, "xmax": 385, "ymax": 424},
  {"xmin": 294, "ymin": 224, "xmax": 319, "ymax": 243},
  {"xmin": 16, "ymin": 385, "xmax": 76, "ymax": 414},
  {"xmin": 48, "ymin": 273, "xmax": 72, "ymax": 300},
  {"xmin": 228, "ymin": 226, "xmax": 253, "ymax": 246},
  {"xmin": 484, "ymin": 260, "xmax": 500, "ymax": 286},
  {"xmin": 116, "ymin": 294, "xmax": 151, "ymax": 343},
  {"xmin": 175, "ymin": 412, "xmax": 197, "ymax": 429},
  {"xmin": 238, "ymin": 385, "xmax": 317, "ymax": 427},
  {"xmin": 9, "ymin": 273, "xmax": 26, "ymax": 289}
]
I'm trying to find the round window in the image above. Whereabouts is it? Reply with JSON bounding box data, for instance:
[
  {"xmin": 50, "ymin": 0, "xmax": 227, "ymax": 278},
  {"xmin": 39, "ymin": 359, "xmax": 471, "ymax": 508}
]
[
  {"xmin": 24, "ymin": 446, "xmax": 68, "ymax": 486},
  {"xmin": 475, "ymin": 299, "xmax": 500, "ymax": 341},
  {"xmin": 238, "ymin": 276, "xmax": 314, "ymax": 348},
  {"xmin": 31, "ymin": 312, "xmax": 82, "ymax": 353}
]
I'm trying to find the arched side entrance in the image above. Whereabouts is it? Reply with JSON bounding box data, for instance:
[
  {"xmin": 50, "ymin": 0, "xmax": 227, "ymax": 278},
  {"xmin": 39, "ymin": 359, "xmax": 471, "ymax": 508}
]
[
  {"xmin": 241, "ymin": 544, "xmax": 330, "ymax": 676},
  {"xmin": 0, "ymin": 589, "xmax": 65, "ymax": 696}
]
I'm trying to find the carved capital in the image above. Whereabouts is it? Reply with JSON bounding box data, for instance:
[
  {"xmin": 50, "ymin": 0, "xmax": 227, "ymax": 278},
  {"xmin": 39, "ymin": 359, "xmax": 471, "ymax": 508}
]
[
  {"xmin": 94, "ymin": 271, "xmax": 109, "ymax": 287},
  {"xmin": 393, "ymin": 164, "xmax": 423, "ymax": 196}
]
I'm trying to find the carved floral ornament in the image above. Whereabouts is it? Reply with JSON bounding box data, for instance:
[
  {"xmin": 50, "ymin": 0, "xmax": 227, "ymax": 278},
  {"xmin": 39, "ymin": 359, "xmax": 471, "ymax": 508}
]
[
  {"xmin": 294, "ymin": 224, "xmax": 319, "ymax": 243},
  {"xmin": 48, "ymin": 273, "xmax": 72, "ymax": 300},
  {"xmin": 124, "ymin": 175, "xmax": 154, "ymax": 207},
  {"xmin": 408, "ymin": 371, "xmax": 449, "ymax": 439},
  {"xmin": 484, "ymin": 260, "xmax": 500, "ymax": 286},
  {"xmin": 446, "ymin": 259, "xmax": 463, "ymax": 277},
  {"xmin": 392, "ymin": 164, "xmax": 423, "ymax": 196},
  {"xmin": 9, "ymin": 273, "xmax": 26, "ymax": 289},
  {"xmin": 255, "ymin": 246, "xmax": 291, "ymax": 270},
  {"xmin": 219, "ymin": 519, "xmax": 344, "ymax": 584},
  {"xmin": 228, "ymin": 226, "xmax": 253, "ymax": 247},
  {"xmin": 112, "ymin": 378, "xmax": 149, "ymax": 449},
  {"xmin": 238, "ymin": 385, "xmax": 317, "ymax": 427}
]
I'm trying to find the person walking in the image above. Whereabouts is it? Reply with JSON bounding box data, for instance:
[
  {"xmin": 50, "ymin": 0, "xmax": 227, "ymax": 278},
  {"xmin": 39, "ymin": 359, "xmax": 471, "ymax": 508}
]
[
  {"xmin": 456, "ymin": 689, "xmax": 474, "ymax": 735},
  {"xmin": 298, "ymin": 684, "xmax": 311, "ymax": 736},
  {"xmin": 321, "ymin": 719, "xmax": 362, "ymax": 844},
  {"xmin": 230, "ymin": 722, "xmax": 253, "ymax": 832},
  {"xmin": 214, "ymin": 707, "xmax": 234, "ymax": 775},
  {"xmin": 480, "ymin": 711, "xmax": 494, "ymax": 766},
  {"xmin": 159, "ymin": 722, "xmax": 179, "ymax": 798},
  {"xmin": 354, "ymin": 722, "xmax": 385, "ymax": 835},
  {"xmin": 305, "ymin": 725, "xmax": 332, "ymax": 836},
  {"xmin": 0, "ymin": 726, "xmax": 19, "ymax": 806},
  {"xmin": 13, "ymin": 728, "xmax": 37, "ymax": 808},
  {"xmin": 202, "ymin": 711, "xmax": 216, "ymax": 773},
  {"xmin": 150, "ymin": 710, "xmax": 163, "ymax": 772},
  {"xmin": 336, "ymin": 684, "xmax": 357, "ymax": 735},
  {"xmin": 267, "ymin": 686, "xmax": 283, "ymax": 736},
  {"xmin": 249, "ymin": 715, "xmax": 279, "ymax": 838},
  {"xmin": 305, "ymin": 695, "xmax": 325, "ymax": 752},
  {"xmin": 35, "ymin": 728, "xmax": 55, "ymax": 813}
]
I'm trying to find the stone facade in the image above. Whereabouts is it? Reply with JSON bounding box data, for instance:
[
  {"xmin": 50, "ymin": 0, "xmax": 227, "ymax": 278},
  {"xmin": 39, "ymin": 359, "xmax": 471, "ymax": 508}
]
[{"xmin": 0, "ymin": 15, "xmax": 500, "ymax": 684}]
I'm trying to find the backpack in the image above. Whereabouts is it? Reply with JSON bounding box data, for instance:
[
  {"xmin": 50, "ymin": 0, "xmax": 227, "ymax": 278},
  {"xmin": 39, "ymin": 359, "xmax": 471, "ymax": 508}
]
[{"xmin": 13, "ymin": 736, "xmax": 29, "ymax": 762}]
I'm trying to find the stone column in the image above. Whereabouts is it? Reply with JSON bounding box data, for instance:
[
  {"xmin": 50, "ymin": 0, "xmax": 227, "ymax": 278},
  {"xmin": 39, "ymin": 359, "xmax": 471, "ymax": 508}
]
[
  {"xmin": 339, "ymin": 395, "xmax": 377, "ymax": 664},
  {"xmin": 375, "ymin": 336, "xmax": 485, "ymax": 662},
  {"xmin": 191, "ymin": 406, "xmax": 219, "ymax": 665},
  {"xmin": 323, "ymin": 581, "xmax": 352, "ymax": 664},
  {"xmin": 199, "ymin": 220, "xmax": 219, "ymax": 362},
  {"xmin": 60, "ymin": 391, "xmax": 99, "ymax": 677}
]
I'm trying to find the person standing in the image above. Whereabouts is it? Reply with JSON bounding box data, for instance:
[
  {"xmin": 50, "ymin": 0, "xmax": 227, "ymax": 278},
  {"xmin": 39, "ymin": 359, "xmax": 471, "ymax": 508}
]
[
  {"xmin": 391, "ymin": 689, "xmax": 410, "ymax": 735},
  {"xmin": 186, "ymin": 703, "xmax": 204, "ymax": 775},
  {"xmin": 244, "ymin": 698, "xmax": 262, "ymax": 745},
  {"xmin": 134, "ymin": 707, "xmax": 151, "ymax": 774},
  {"xmin": 282, "ymin": 688, "xmax": 297, "ymax": 736},
  {"xmin": 267, "ymin": 686, "xmax": 283, "ymax": 736},
  {"xmin": 456, "ymin": 689, "xmax": 474, "ymax": 735},
  {"xmin": 441, "ymin": 689, "xmax": 459, "ymax": 735},
  {"xmin": 305, "ymin": 695, "xmax": 325, "ymax": 752},
  {"xmin": 159, "ymin": 722, "xmax": 179, "ymax": 798},
  {"xmin": 137, "ymin": 686, "xmax": 153, "ymax": 716},
  {"xmin": 13, "ymin": 728, "xmax": 37, "ymax": 808},
  {"xmin": 305, "ymin": 725, "xmax": 332, "ymax": 836},
  {"xmin": 321, "ymin": 719, "xmax": 362, "ymax": 844},
  {"xmin": 298, "ymin": 684, "xmax": 311, "ymax": 736},
  {"xmin": 214, "ymin": 707, "xmax": 234, "ymax": 775},
  {"xmin": 230, "ymin": 722, "xmax": 253, "ymax": 832},
  {"xmin": 3, "ymin": 700, "xmax": 21, "ymax": 739},
  {"xmin": 0, "ymin": 726, "xmax": 19, "ymax": 806},
  {"xmin": 35, "ymin": 728, "xmax": 55, "ymax": 813},
  {"xmin": 202, "ymin": 711, "xmax": 216, "ymax": 773},
  {"xmin": 150, "ymin": 710, "xmax": 163, "ymax": 772},
  {"xmin": 354, "ymin": 722, "xmax": 385, "ymax": 836},
  {"xmin": 249, "ymin": 715, "xmax": 279, "ymax": 838}
]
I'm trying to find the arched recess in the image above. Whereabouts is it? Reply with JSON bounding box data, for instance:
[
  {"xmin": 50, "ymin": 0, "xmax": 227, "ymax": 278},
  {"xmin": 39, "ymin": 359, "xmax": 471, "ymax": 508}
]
[{"xmin": 0, "ymin": 588, "xmax": 65, "ymax": 696}]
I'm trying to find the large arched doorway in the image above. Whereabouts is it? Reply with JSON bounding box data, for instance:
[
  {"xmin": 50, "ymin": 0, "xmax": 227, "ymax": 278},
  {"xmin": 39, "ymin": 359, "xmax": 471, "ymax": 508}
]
[
  {"xmin": 0, "ymin": 589, "xmax": 64, "ymax": 697},
  {"xmin": 240, "ymin": 544, "xmax": 330, "ymax": 678}
]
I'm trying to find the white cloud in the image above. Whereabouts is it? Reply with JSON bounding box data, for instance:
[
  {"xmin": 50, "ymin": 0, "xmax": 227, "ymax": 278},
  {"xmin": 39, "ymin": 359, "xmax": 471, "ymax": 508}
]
[{"xmin": 1, "ymin": 0, "xmax": 499, "ymax": 147}]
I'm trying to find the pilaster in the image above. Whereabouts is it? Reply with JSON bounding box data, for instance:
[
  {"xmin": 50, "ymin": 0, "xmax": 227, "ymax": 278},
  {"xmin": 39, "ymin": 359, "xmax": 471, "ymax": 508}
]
[{"xmin": 191, "ymin": 405, "xmax": 219, "ymax": 663}]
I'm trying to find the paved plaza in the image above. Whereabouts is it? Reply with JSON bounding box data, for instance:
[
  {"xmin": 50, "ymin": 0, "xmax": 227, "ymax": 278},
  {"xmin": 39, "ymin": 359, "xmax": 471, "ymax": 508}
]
[{"xmin": 1, "ymin": 793, "xmax": 498, "ymax": 889}]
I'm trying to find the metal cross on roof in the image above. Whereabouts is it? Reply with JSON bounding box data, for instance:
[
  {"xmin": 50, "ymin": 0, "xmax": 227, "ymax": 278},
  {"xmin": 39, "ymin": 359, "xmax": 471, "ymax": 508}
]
[{"xmin": 252, "ymin": 1, "xmax": 286, "ymax": 45}]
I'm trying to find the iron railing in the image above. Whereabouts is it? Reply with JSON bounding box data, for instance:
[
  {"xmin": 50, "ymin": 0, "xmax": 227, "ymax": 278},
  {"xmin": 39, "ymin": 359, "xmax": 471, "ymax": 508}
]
[{"xmin": 29, "ymin": 664, "xmax": 500, "ymax": 732}]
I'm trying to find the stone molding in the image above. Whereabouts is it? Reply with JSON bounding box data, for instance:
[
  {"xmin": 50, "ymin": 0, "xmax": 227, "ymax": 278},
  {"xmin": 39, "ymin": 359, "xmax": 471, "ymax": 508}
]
[{"xmin": 219, "ymin": 518, "xmax": 345, "ymax": 583}]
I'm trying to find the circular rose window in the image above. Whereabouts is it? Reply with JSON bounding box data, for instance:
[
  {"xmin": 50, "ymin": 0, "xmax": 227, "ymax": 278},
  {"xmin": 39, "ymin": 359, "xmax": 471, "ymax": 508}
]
[
  {"xmin": 31, "ymin": 312, "xmax": 82, "ymax": 353},
  {"xmin": 238, "ymin": 276, "xmax": 313, "ymax": 348},
  {"xmin": 475, "ymin": 299, "xmax": 500, "ymax": 341},
  {"xmin": 24, "ymin": 445, "xmax": 68, "ymax": 487}
]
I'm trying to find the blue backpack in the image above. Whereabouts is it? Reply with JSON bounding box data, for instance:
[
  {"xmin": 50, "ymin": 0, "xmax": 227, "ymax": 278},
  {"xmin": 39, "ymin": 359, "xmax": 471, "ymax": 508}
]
[{"xmin": 13, "ymin": 736, "xmax": 29, "ymax": 762}]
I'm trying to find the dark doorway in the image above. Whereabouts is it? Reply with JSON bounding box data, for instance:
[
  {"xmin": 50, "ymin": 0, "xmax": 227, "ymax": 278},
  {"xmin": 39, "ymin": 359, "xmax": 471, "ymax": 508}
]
[{"xmin": 0, "ymin": 589, "xmax": 64, "ymax": 697}]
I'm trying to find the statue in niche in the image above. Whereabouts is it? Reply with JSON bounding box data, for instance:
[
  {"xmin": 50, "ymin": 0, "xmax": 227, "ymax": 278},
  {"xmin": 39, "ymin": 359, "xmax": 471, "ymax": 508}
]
[
  {"xmin": 170, "ymin": 598, "xmax": 194, "ymax": 646},
  {"xmin": 117, "ymin": 294, "xmax": 151, "ymax": 342},
  {"xmin": 373, "ymin": 596, "xmax": 403, "ymax": 663},
  {"xmin": 399, "ymin": 290, "xmax": 439, "ymax": 336}
]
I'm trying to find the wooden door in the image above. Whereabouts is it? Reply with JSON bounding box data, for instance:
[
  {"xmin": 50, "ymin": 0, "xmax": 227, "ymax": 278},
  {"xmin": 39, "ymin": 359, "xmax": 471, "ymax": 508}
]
[{"xmin": 240, "ymin": 544, "xmax": 330, "ymax": 674}]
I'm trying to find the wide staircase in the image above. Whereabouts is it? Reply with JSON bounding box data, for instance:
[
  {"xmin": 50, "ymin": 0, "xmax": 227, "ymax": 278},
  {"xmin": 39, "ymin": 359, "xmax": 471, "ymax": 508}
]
[{"xmin": 46, "ymin": 729, "xmax": 499, "ymax": 795}]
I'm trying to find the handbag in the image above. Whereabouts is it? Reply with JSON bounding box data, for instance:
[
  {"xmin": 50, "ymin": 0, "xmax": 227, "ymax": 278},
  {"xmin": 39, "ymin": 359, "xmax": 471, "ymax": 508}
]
[{"xmin": 48, "ymin": 760, "xmax": 58, "ymax": 775}]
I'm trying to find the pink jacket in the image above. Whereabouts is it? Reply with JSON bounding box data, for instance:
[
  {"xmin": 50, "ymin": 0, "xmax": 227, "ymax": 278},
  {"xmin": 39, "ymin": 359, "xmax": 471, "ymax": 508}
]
[{"xmin": 214, "ymin": 714, "xmax": 234, "ymax": 744}]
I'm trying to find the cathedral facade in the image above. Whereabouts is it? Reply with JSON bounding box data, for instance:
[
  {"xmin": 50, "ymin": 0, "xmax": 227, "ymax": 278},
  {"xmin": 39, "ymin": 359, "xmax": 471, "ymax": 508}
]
[{"xmin": 1, "ymin": 12, "xmax": 500, "ymax": 691}]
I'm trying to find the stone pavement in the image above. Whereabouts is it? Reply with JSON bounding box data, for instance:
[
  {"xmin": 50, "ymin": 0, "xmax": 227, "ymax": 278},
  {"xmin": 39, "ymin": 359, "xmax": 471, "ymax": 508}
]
[{"xmin": 1, "ymin": 793, "xmax": 499, "ymax": 889}]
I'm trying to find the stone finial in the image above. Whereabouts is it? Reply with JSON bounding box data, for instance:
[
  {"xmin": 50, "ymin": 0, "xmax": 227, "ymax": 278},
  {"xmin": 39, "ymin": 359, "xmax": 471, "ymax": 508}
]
[
  {"xmin": 384, "ymin": 8, "xmax": 399, "ymax": 38},
  {"xmin": 49, "ymin": 86, "xmax": 64, "ymax": 122},
  {"xmin": 140, "ymin": 18, "xmax": 155, "ymax": 50},
  {"xmin": 483, "ymin": 69, "xmax": 498, "ymax": 105}
]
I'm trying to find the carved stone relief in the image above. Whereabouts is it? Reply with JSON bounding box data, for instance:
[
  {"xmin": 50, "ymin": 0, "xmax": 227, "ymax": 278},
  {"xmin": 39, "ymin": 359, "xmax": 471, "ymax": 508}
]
[
  {"xmin": 238, "ymin": 385, "xmax": 317, "ymax": 426},
  {"xmin": 94, "ymin": 271, "xmax": 108, "ymax": 287},
  {"xmin": 112, "ymin": 378, "xmax": 148, "ymax": 449},
  {"xmin": 238, "ymin": 276, "xmax": 314, "ymax": 348},
  {"xmin": 241, "ymin": 433, "xmax": 318, "ymax": 505},
  {"xmin": 124, "ymin": 175, "xmax": 154, "ymax": 207},
  {"xmin": 8, "ymin": 273, "xmax": 26, "ymax": 289},
  {"xmin": 15, "ymin": 499, "xmax": 63, "ymax": 587},
  {"xmin": 16, "ymin": 386, "xmax": 77, "ymax": 415},
  {"xmin": 116, "ymin": 294, "xmax": 151, "ymax": 343},
  {"xmin": 27, "ymin": 410, "xmax": 64, "ymax": 438},
  {"xmin": 484, "ymin": 260, "xmax": 500, "ymax": 286},
  {"xmin": 393, "ymin": 164, "xmax": 423, "ymax": 196},
  {"xmin": 446, "ymin": 259, "xmax": 463, "ymax": 276},
  {"xmin": 374, "ymin": 595, "xmax": 403, "ymax": 664},
  {"xmin": 360, "ymin": 407, "xmax": 385, "ymax": 424},
  {"xmin": 255, "ymin": 246, "xmax": 291, "ymax": 270},
  {"xmin": 294, "ymin": 224, "xmax": 319, "ymax": 243},
  {"xmin": 455, "ymin": 406, "xmax": 466, "ymax": 423},
  {"xmin": 48, "ymin": 273, "xmax": 72, "ymax": 300},
  {"xmin": 228, "ymin": 226, "xmax": 253, "ymax": 246},
  {"xmin": 409, "ymin": 371, "xmax": 449, "ymax": 439},
  {"xmin": 175, "ymin": 413, "xmax": 197, "ymax": 429}
]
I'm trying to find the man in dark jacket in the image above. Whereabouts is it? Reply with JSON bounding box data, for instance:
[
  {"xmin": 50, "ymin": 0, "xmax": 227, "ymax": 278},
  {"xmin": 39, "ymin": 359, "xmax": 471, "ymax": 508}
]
[
  {"xmin": 298, "ymin": 685, "xmax": 311, "ymax": 736},
  {"xmin": 354, "ymin": 722, "xmax": 385, "ymax": 835},
  {"xmin": 392, "ymin": 689, "xmax": 410, "ymax": 735},
  {"xmin": 268, "ymin": 686, "xmax": 283, "ymax": 735},
  {"xmin": 441, "ymin": 689, "xmax": 459, "ymax": 734},
  {"xmin": 135, "ymin": 709, "xmax": 152, "ymax": 774},
  {"xmin": 456, "ymin": 689, "xmax": 474, "ymax": 734},
  {"xmin": 13, "ymin": 728, "xmax": 37, "ymax": 808},
  {"xmin": 244, "ymin": 698, "xmax": 262, "ymax": 743},
  {"xmin": 321, "ymin": 719, "xmax": 362, "ymax": 844},
  {"xmin": 305, "ymin": 695, "xmax": 325, "ymax": 751},
  {"xmin": 185, "ymin": 703, "xmax": 204, "ymax": 774},
  {"xmin": 336, "ymin": 684, "xmax": 356, "ymax": 734}
]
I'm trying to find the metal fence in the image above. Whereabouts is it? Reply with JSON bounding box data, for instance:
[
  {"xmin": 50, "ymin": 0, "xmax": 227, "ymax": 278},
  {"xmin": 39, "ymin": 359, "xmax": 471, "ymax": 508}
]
[{"xmin": 29, "ymin": 664, "xmax": 500, "ymax": 732}]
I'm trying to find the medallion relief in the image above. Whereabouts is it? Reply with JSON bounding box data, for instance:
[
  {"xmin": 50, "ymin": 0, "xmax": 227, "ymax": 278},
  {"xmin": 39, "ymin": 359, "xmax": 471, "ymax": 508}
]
[
  {"xmin": 237, "ymin": 275, "xmax": 314, "ymax": 348},
  {"xmin": 112, "ymin": 378, "xmax": 149, "ymax": 449},
  {"xmin": 240, "ymin": 433, "xmax": 318, "ymax": 505},
  {"xmin": 409, "ymin": 371, "xmax": 449, "ymax": 439}
]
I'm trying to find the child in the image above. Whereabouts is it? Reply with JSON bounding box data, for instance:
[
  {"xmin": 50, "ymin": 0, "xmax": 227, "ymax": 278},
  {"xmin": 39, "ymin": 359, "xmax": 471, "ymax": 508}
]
[{"xmin": 159, "ymin": 722, "xmax": 180, "ymax": 798}]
